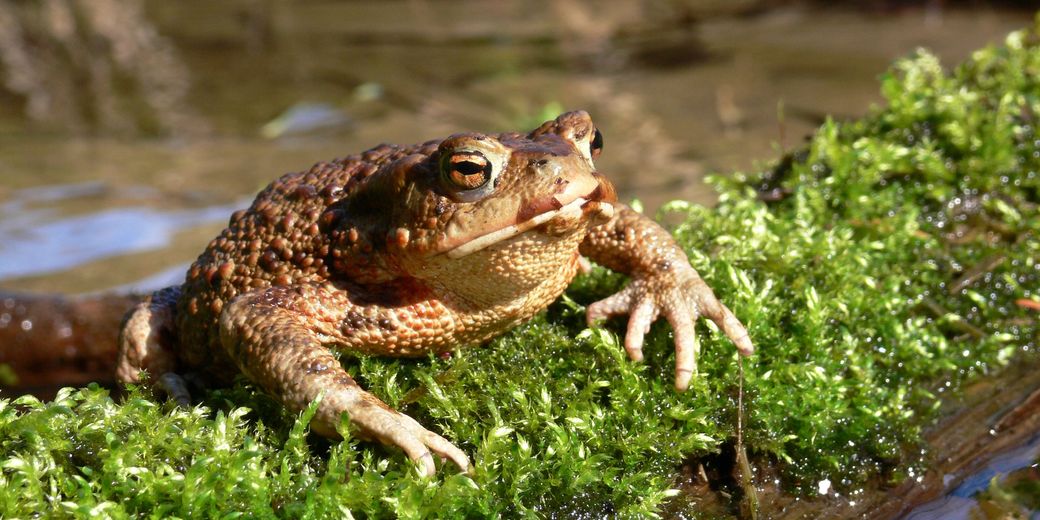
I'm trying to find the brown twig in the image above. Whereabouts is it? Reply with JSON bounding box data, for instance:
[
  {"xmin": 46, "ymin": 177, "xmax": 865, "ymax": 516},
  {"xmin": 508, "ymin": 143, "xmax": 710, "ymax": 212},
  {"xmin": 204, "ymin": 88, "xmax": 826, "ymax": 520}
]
[
  {"xmin": 918, "ymin": 297, "xmax": 986, "ymax": 339},
  {"xmin": 948, "ymin": 253, "xmax": 1007, "ymax": 295}
]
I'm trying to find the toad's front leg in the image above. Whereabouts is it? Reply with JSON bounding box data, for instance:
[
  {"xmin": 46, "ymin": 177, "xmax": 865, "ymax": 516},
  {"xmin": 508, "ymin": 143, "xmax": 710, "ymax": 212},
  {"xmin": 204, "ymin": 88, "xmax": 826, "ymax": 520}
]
[
  {"xmin": 218, "ymin": 284, "xmax": 469, "ymax": 476},
  {"xmin": 580, "ymin": 204, "xmax": 753, "ymax": 390}
]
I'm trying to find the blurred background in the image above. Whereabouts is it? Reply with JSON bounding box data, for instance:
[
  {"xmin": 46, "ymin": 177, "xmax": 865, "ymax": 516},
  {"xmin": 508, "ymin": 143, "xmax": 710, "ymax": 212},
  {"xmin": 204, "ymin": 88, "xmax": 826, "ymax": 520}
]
[{"xmin": 0, "ymin": 0, "xmax": 1032, "ymax": 294}]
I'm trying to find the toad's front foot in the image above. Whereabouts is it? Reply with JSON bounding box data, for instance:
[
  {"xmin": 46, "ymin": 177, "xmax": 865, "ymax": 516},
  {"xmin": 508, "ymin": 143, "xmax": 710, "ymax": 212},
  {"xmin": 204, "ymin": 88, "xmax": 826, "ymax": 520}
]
[{"xmin": 587, "ymin": 264, "xmax": 753, "ymax": 390}]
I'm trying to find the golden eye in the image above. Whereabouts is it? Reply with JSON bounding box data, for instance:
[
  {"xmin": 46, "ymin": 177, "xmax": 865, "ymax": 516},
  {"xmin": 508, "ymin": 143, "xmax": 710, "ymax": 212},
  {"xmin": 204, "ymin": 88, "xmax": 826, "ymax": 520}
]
[
  {"xmin": 590, "ymin": 128, "xmax": 604, "ymax": 160},
  {"xmin": 443, "ymin": 151, "xmax": 493, "ymax": 190}
]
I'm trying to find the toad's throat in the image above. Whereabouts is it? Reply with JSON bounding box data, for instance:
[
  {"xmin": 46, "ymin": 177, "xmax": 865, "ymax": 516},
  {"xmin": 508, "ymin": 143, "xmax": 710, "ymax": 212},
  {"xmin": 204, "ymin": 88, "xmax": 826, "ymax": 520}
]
[{"xmin": 445, "ymin": 198, "xmax": 614, "ymax": 259}]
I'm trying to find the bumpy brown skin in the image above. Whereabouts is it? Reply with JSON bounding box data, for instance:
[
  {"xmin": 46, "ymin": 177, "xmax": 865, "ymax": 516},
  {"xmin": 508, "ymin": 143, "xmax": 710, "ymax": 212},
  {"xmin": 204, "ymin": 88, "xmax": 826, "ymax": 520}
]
[{"xmin": 116, "ymin": 111, "xmax": 753, "ymax": 476}]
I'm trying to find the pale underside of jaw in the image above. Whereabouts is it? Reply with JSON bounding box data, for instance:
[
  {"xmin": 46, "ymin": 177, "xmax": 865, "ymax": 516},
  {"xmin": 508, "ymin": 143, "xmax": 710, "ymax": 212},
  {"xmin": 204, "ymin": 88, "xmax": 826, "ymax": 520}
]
[{"xmin": 445, "ymin": 198, "xmax": 614, "ymax": 259}]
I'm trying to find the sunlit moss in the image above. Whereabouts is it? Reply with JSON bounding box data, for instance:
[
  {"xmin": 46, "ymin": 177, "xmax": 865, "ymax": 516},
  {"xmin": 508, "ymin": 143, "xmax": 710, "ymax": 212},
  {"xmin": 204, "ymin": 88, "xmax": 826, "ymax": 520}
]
[{"xmin": 2, "ymin": 20, "xmax": 1040, "ymax": 517}]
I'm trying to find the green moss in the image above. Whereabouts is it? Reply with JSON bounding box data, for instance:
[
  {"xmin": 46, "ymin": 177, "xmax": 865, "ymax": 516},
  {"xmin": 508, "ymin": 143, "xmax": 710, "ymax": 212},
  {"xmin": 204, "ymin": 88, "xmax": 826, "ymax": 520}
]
[{"xmin": 3, "ymin": 21, "xmax": 1040, "ymax": 518}]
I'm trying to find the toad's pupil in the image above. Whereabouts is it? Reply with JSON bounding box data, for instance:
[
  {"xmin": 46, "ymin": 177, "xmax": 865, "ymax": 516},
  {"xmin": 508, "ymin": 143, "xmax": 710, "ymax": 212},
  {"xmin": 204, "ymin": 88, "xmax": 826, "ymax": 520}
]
[{"xmin": 454, "ymin": 161, "xmax": 484, "ymax": 176}]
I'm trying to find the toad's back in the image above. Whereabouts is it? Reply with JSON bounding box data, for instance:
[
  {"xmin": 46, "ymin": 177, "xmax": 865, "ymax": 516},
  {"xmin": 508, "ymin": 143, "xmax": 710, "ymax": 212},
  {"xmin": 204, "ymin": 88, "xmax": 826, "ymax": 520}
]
[{"xmin": 173, "ymin": 141, "xmax": 438, "ymax": 371}]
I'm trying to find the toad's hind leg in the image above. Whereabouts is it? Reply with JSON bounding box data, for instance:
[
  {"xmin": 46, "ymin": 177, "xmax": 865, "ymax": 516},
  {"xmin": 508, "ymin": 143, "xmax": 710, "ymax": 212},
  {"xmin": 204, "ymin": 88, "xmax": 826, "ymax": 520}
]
[
  {"xmin": 116, "ymin": 286, "xmax": 190, "ymax": 404},
  {"xmin": 218, "ymin": 284, "xmax": 470, "ymax": 476}
]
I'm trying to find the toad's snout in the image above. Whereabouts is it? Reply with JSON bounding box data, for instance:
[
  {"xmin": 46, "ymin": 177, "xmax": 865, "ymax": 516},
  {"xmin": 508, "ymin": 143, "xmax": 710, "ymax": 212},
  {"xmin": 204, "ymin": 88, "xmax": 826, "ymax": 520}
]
[
  {"xmin": 586, "ymin": 171, "xmax": 617, "ymax": 204},
  {"xmin": 578, "ymin": 172, "xmax": 616, "ymax": 223},
  {"xmin": 518, "ymin": 170, "xmax": 617, "ymax": 223},
  {"xmin": 546, "ymin": 169, "xmax": 616, "ymax": 209},
  {"xmin": 444, "ymin": 170, "xmax": 616, "ymax": 260}
]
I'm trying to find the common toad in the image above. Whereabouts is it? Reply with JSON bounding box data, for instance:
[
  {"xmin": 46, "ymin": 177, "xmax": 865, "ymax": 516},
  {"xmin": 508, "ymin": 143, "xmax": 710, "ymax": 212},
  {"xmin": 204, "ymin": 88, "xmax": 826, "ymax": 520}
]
[{"xmin": 115, "ymin": 111, "xmax": 753, "ymax": 475}]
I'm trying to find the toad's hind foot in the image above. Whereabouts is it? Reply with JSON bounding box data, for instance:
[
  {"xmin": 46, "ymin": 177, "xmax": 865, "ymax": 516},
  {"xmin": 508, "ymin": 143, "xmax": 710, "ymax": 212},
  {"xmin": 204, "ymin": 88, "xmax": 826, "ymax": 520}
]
[
  {"xmin": 219, "ymin": 286, "xmax": 471, "ymax": 476},
  {"xmin": 325, "ymin": 394, "xmax": 471, "ymax": 477}
]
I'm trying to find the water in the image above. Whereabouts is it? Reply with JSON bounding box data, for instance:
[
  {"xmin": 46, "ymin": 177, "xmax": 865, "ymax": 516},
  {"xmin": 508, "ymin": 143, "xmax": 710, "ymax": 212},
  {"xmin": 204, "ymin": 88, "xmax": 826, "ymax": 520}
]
[
  {"xmin": 905, "ymin": 433, "xmax": 1040, "ymax": 519},
  {"xmin": 0, "ymin": 182, "xmax": 242, "ymax": 280},
  {"xmin": 0, "ymin": 1, "xmax": 1027, "ymax": 294}
]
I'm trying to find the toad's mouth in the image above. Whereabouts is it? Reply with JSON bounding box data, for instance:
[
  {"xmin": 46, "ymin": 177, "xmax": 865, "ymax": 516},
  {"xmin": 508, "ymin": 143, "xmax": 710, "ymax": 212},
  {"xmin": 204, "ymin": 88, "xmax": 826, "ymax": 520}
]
[{"xmin": 445, "ymin": 177, "xmax": 616, "ymax": 259}]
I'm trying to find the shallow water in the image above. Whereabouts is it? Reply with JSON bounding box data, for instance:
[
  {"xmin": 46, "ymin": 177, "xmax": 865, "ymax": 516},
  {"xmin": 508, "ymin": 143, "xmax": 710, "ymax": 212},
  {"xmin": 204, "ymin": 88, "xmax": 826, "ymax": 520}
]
[
  {"xmin": 906, "ymin": 433, "xmax": 1040, "ymax": 519},
  {"xmin": 0, "ymin": 1, "xmax": 1029, "ymax": 294}
]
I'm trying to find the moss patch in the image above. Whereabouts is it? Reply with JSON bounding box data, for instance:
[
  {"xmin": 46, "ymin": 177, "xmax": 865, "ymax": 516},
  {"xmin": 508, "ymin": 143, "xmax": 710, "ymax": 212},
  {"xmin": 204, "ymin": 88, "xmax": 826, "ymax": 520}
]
[{"xmin": 2, "ymin": 21, "xmax": 1040, "ymax": 519}]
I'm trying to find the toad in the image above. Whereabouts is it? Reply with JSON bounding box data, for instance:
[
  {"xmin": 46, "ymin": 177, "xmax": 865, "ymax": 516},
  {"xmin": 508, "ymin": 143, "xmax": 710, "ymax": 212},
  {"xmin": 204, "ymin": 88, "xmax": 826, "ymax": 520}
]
[{"xmin": 115, "ymin": 111, "xmax": 753, "ymax": 475}]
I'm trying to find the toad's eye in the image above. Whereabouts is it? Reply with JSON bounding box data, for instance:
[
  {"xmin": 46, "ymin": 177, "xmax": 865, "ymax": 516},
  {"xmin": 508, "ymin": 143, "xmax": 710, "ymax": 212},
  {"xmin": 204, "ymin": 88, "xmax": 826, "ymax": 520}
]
[
  {"xmin": 441, "ymin": 150, "xmax": 495, "ymax": 197},
  {"xmin": 444, "ymin": 151, "xmax": 492, "ymax": 189},
  {"xmin": 590, "ymin": 128, "xmax": 604, "ymax": 160}
]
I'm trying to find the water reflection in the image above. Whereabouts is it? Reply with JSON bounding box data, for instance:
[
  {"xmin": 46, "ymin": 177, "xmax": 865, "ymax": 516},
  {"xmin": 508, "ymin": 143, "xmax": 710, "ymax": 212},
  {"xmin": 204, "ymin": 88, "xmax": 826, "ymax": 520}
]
[
  {"xmin": 0, "ymin": 182, "xmax": 240, "ymax": 281},
  {"xmin": 905, "ymin": 433, "xmax": 1040, "ymax": 519}
]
